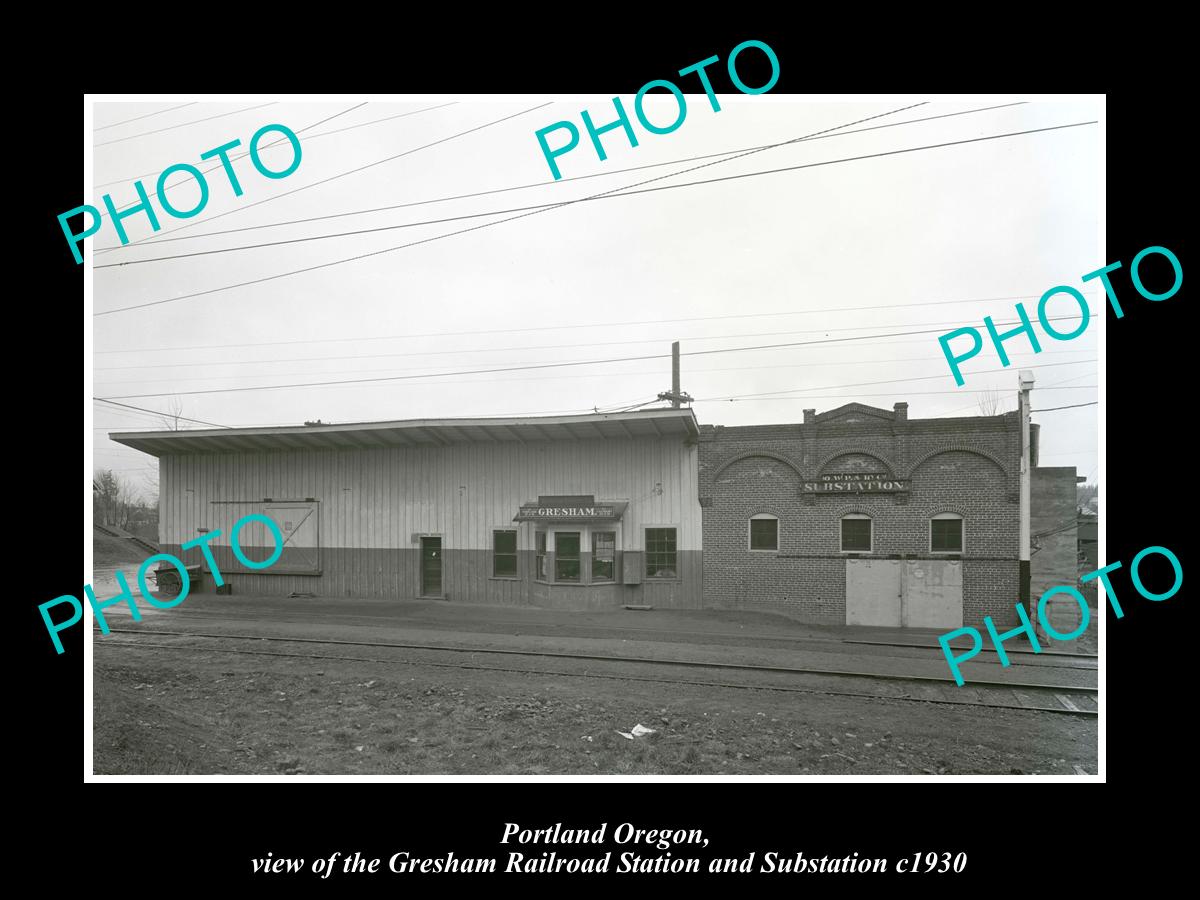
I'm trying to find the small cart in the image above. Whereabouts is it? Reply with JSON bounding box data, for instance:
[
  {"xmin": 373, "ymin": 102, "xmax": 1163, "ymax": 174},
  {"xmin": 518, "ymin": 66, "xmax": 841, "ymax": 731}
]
[{"xmin": 153, "ymin": 564, "xmax": 203, "ymax": 595}]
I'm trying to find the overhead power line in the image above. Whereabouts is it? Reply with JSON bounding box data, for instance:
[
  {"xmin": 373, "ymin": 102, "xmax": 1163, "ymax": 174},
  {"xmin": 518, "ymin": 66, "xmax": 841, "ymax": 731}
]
[
  {"xmin": 95, "ymin": 372, "xmax": 1098, "ymax": 432},
  {"xmin": 95, "ymin": 102, "xmax": 198, "ymax": 132},
  {"xmin": 700, "ymin": 386, "xmax": 1096, "ymax": 401},
  {"xmin": 94, "ymin": 354, "xmax": 1102, "ymax": 391},
  {"xmin": 93, "ymin": 403, "xmax": 179, "ymax": 423},
  {"xmin": 120, "ymin": 310, "xmax": 1077, "ymax": 369},
  {"xmin": 92, "ymin": 388, "xmax": 1096, "ymax": 431},
  {"xmin": 1034, "ymin": 401, "xmax": 1099, "ymax": 412},
  {"xmin": 93, "ymin": 329, "xmax": 1093, "ymax": 382},
  {"xmin": 97, "ymin": 386, "xmax": 1098, "ymax": 434},
  {"xmin": 95, "ymin": 193, "xmax": 652, "ymax": 266},
  {"xmin": 97, "ymin": 103, "xmax": 369, "ymax": 220},
  {"xmin": 92, "ymin": 398, "xmax": 230, "ymax": 428},
  {"xmin": 690, "ymin": 359, "xmax": 1095, "ymax": 404},
  {"xmin": 94, "ymin": 100, "xmax": 1027, "ymax": 251},
  {"xmin": 95, "ymin": 338, "xmax": 1096, "ymax": 376},
  {"xmin": 94, "ymin": 102, "xmax": 278, "ymax": 148},
  {"xmin": 93, "ymin": 320, "xmax": 1095, "ymax": 400},
  {"xmin": 940, "ymin": 371, "xmax": 1101, "ymax": 416},
  {"xmin": 96, "ymin": 292, "xmax": 1066, "ymax": 355},
  {"xmin": 94, "ymin": 117, "xmax": 1097, "ymax": 317},
  {"xmin": 95, "ymin": 102, "xmax": 457, "ymax": 190},
  {"xmin": 94, "ymin": 356, "xmax": 1097, "ymax": 388},
  {"xmin": 99, "ymin": 100, "xmax": 920, "ymax": 266},
  {"xmin": 96, "ymin": 102, "xmax": 553, "ymax": 254},
  {"xmin": 703, "ymin": 387, "xmax": 1098, "ymax": 405},
  {"xmin": 94, "ymin": 102, "xmax": 924, "ymax": 310},
  {"xmin": 97, "ymin": 324, "xmax": 1085, "ymax": 361},
  {"xmin": 102, "ymin": 112, "xmax": 1074, "ymax": 267}
]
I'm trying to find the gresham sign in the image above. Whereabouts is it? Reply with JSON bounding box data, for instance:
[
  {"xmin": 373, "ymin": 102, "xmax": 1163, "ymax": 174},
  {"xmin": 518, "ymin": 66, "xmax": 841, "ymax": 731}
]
[{"xmin": 515, "ymin": 506, "xmax": 617, "ymax": 519}]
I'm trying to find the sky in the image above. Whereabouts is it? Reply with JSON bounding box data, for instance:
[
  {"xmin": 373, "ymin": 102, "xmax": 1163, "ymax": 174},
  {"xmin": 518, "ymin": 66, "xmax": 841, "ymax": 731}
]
[{"xmin": 88, "ymin": 95, "xmax": 1102, "ymax": 497}]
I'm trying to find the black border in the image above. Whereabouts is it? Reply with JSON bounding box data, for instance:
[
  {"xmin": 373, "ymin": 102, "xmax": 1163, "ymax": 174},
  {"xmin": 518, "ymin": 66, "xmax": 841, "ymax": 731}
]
[{"xmin": 22, "ymin": 22, "xmax": 1189, "ymax": 890}]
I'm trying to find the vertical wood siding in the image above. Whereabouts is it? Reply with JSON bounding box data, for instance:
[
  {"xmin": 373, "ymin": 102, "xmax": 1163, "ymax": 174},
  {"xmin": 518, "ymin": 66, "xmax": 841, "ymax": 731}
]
[{"xmin": 158, "ymin": 437, "xmax": 701, "ymax": 601}]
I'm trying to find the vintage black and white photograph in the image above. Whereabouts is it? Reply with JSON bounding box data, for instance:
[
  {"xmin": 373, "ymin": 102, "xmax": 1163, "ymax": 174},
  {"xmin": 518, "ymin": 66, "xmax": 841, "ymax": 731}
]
[{"xmin": 87, "ymin": 91, "xmax": 1101, "ymax": 777}]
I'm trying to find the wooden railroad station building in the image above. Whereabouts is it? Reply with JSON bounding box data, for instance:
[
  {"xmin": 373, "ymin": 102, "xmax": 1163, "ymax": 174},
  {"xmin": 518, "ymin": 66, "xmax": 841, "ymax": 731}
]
[{"xmin": 112, "ymin": 410, "xmax": 704, "ymax": 609}]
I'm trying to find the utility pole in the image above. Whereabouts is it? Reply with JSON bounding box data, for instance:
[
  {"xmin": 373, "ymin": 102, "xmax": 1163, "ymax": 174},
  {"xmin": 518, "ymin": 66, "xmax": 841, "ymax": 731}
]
[
  {"xmin": 1018, "ymin": 369, "xmax": 1035, "ymax": 623},
  {"xmin": 657, "ymin": 341, "xmax": 693, "ymax": 408}
]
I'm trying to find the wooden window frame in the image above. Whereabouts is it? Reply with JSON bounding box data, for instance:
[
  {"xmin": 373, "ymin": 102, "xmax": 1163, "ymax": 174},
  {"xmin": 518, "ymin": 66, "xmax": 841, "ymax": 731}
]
[
  {"xmin": 840, "ymin": 514, "xmax": 873, "ymax": 553},
  {"xmin": 930, "ymin": 513, "xmax": 965, "ymax": 554},
  {"xmin": 748, "ymin": 513, "xmax": 779, "ymax": 552},
  {"xmin": 554, "ymin": 531, "xmax": 582, "ymax": 583},
  {"xmin": 592, "ymin": 530, "xmax": 616, "ymax": 582},
  {"xmin": 492, "ymin": 528, "xmax": 518, "ymax": 579},
  {"xmin": 645, "ymin": 526, "xmax": 679, "ymax": 580}
]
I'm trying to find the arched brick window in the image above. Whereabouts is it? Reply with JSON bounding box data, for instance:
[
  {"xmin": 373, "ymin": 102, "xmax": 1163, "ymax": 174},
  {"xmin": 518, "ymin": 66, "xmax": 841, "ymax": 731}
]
[{"xmin": 748, "ymin": 513, "xmax": 779, "ymax": 551}]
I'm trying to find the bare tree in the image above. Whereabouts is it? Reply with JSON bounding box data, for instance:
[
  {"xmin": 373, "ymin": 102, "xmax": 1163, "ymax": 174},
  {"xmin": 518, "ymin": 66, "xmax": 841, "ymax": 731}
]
[
  {"xmin": 139, "ymin": 467, "xmax": 160, "ymax": 507},
  {"xmin": 160, "ymin": 396, "xmax": 185, "ymax": 431},
  {"xmin": 93, "ymin": 468, "xmax": 137, "ymax": 528},
  {"xmin": 977, "ymin": 388, "xmax": 1004, "ymax": 416},
  {"xmin": 1077, "ymin": 482, "xmax": 1098, "ymax": 510}
]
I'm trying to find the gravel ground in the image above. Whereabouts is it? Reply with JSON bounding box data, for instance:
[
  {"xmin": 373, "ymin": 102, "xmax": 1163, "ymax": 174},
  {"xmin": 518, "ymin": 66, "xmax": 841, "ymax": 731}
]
[{"xmin": 93, "ymin": 639, "xmax": 1097, "ymax": 776}]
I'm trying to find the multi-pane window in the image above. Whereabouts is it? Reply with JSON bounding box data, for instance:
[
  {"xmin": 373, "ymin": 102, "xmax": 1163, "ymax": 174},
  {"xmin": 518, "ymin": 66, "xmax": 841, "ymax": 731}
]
[
  {"xmin": 592, "ymin": 531, "xmax": 616, "ymax": 581},
  {"xmin": 535, "ymin": 531, "xmax": 547, "ymax": 580},
  {"xmin": 646, "ymin": 527, "xmax": 678, "ymax": 578},
  {"xmin": 749, "ymin": 515, "xmax": 779, "ymax": 551},
  {"xmin": 493, "ymin": 529, "xmax": 517, "ymax": 577},
  {"xmin": 555, "ymin": 532, "xmax": 581, "ymax": 582},
  {"xmin": 840, "ymin": 515, "xmax": 872, "ymax": 552},
  {"xmin": 931, "ymin": 514, "xmax": 964, "ymax": 553}
]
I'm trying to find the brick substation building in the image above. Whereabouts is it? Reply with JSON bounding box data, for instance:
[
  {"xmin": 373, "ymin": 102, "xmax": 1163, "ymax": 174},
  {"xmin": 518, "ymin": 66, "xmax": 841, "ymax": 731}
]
[{"xmin": 698, "ymin": 402, "xmax": 1075, "ymax": 629}]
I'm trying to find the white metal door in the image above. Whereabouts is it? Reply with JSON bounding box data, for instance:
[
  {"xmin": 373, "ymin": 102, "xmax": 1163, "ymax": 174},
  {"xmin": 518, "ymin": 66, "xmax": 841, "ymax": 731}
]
[
  {"xmin": 902, "ymin": 560, "xmax": 963, "ymax": 628},
  {"xmin": 845, "ymin": 560, "xmax": 903, "ymax": 626}
]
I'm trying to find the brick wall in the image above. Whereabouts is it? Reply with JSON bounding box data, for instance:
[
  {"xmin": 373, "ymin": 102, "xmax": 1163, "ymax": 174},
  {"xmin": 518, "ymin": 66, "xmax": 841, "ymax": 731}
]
[
  {"xmin": 1031, "ymin": 466, "xmax": 1085, "ymax": 644},
  {"xmin": 698, "ymin": 402, "xmax": 1023, "ymax": 626}
]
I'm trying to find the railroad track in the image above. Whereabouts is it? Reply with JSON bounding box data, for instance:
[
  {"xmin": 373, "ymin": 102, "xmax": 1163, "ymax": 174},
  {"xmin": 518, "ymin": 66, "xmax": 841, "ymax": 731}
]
[
  {"xmin": 95, "ymin": 626, "xmax": 1098, "ymax": 717},
  {"xmin": 98, "ymin": 606, "xmax": 1098, "ymax": 670},
  {"xmin": 844, "ymin": 638, "xmax": 1097, "ymax": 660}
]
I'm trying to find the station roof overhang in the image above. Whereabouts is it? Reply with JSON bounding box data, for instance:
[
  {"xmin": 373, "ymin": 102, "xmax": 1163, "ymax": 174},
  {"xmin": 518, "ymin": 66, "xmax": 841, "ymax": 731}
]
[{"xmin": 109, "ymin": 409, "xmax": 700, "ymax": 457}]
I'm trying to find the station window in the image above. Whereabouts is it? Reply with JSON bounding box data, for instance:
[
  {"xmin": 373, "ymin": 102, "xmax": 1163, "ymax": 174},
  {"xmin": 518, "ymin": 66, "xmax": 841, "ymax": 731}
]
[
  {"xmin": 646, "ymin": 527, "xmax": 678, "ymax": 578},
  {"xmin": 840, "ymin": 514, "xmax": 872, "ymax": 552},
  {"xmin": 555, "ymin": 532, "xmax": 581, "ymax": 582},
  {"xmin": 931, "ymin": 513, "xmax": 964, "ymax": 553},
  {"xmin": 493, "ymin": 529, "xmax": 517, "ymax": 577},
  {"xmin": 592, "ymin": 531, "xmax": 616, "ymax": 581},
  {"xmin": 536, "ymin": 531, "xmax": 547, "ymax": 580},
  {"xmin": 749, "ymin": 514, "xmax": 779, "ymax": 551}
]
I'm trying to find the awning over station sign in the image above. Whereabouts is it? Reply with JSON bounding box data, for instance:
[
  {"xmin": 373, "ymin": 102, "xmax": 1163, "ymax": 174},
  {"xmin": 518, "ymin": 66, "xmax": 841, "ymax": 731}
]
[{"xmin": 513, "ymin": 495, "xmax": 629, "ymax": 524}]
